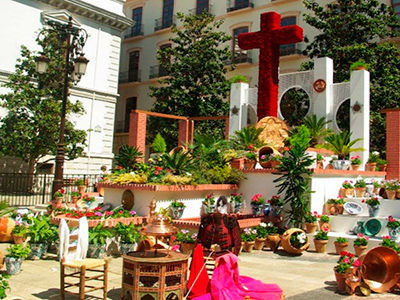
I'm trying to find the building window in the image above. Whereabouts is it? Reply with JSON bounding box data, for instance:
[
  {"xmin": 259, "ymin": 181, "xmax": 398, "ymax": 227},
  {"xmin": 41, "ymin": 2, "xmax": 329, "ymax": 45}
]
[
  {"xmin": 235, "ymin": 0, "xmax": 249, "ymax": 8},
  {"xmin": 128, "ymin": 51, "xmax": 140, "ymax": 82},
  {"xmin": 131, "ymin": 7, "xmax": 143, "ymax": 37},
  {"xmin": 196, "ymin": 0, "xmax": 209, "ymax": 14},
  {"xmin": 124, "ymin": 97, "xmax": 137, "ymax": 132},
  {"xmin": 392, "ymin": 0, "xmax": 400, "ymax": 21},
  {"xmin": 162, "ymin": 0, "xmax": 174, "ymax": 28},
  {"xmin": 159, "ymin": 44, "xmax": 171, "ymax": 77},
  {"xmin": 232, "ymin": 27, "xmax": 251, "ymax": 64},
  {"xmin": 280, "ymin": 16, "xmax": 297, "ymax": 56}
]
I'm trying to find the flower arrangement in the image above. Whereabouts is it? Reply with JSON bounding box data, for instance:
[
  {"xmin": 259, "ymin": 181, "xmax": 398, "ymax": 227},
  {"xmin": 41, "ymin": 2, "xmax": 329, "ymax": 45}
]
[
  {"xmin": 74, "ymin": 178, "xmax": 85, "ymax": 186},
  {"xmin": 268, "ymin": 195, "xmax": 283, "ymax": 207},
  {"xmin": 342, "ymin": 180, "xmax": 354, "ymax": 189},
  {"xmin": 82, "ymin": 194, "xmax": 95, "ymax": 204},
  {"xmin": 290, "ymin": 231, "xmax": 308, "ymax": 248},
  {"xmin": 11, "ymin": 222, "xmax": 27, "ymax": 237},
  {"xmin": 380, "ymin": 236, "xmax": 400, "ymax": 253},
  {"xmin": 319, "ymin": 214, "xmax": 330, "ymax": 223},
  {"xmin": 314, "ymin": 228, "xmax": 329, "ymax": 240},
  {"xmin": 202, "ymin": 193, "xmax": 215, "ymax": 206},
  {"xmin": 350, "ymin": 155, "xmax": 361, "ymax": 165},
  {"xmin": 382, "ymin": 179, "xmax": 400, "ymax": 191},
  {"xmin": 251, "ymin": 194, "xmax": 265, "ymax": 206},
  {"xmin": 362, "ymin": 196, "xmax": 380, "ymax": 207},
  {"xmin": 354, "ymin": 233, "xmax": 369, "ymax": 246},
  {"xmin": 170, "ymin": 199, "xmax": 186, "ymax": 208},
  {"xmin": 335, "ymin": 237, "xmax": 348, "ymax": 244},
  {"xmin": 367, "ymin": 151, "xmax": 380, "ymax": 163},
  {"xmin": 387, "ymin": 216, "xmax": 400, "ymax": 229},
  {"xmin": 175, "ymin": 229, "xmax": 197, "ymax": 244},
  {"xmin": 241, "ymin": 227, "xmax": 257, "ymax": 242},
  {"xmin": 53, "ymin": 188, "xmax": 65, "ymax": 198},
  {"xmin": 334, "ymin": 251, "xmax": 359, "ymax": 274},
  {"xmin": 71, "ymin": 189, "xmax": 81, "ymax": 197},
  {"xmin": 304, "ymin": 211, "xmax": 318, "ymax": 223},
  {"xmin": 354, "ymin": 178, "xmax": 366, "ymax": 188},
  {"xmin": 230, "ymin": 192, "xmax": 244, "ymax": 204},
  {"xmin": 255, "ymin": 222, "xmax": 268, "ymax": 238}
]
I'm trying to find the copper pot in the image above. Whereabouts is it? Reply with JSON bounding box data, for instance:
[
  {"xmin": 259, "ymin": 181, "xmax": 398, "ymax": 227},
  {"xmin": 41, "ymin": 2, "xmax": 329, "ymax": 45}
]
[{"xmin": 360, "ymin": 246, "xmax": 400, "ymax": 293}]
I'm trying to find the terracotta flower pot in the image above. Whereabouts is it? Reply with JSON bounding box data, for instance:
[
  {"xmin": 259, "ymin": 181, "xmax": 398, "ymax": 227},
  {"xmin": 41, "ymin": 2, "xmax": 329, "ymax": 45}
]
[
  {"xmin": 351, "ymin": 164, "xmax": 360, "ymax": 171},
  {"xmin": 336, "ymin": 204, "xmax": 344, "ymax": 215},
  {"xmin": 365, "ymin": 162, "xmax": 376, "ymax": 171},
  {"xmin": 354, "ymin": 187, "xmax": 366, "ymax": 197},
  {"xmin": 334, "ymin": 242, "xmax": 349, "ymax": 254},
  {"xmin": 242, "ymin": 241, "xmax": 255, "ymax": 253},
  {"xmin": 305, "ymin": 222, "xmax": 318, "ymax": 234},
  {"xmin": 281, "ymin": 228, "xmax": 309, "ymax": 255},
  {"xmin": 340, "ymin": 188, "xmax": 354, "ymax": 198},
  {"xmin": 254, "ymin": 238, "xmax": 266, "ymax": 250},
  {"xmin": 266, "ymin": 234, "xmax": 280, "ymax": 251},
  {"xmin": 230, "ymin": 158, "xmax": 245, "ymax": 170},
  {"xmin": 260, "ymin": 161, "xmax": 271, "ymax": 169},
  {"xmin": 318, "ymin": 222, "xmax": 330, "ymax": 232},
  {"xmin": 180, "ymin": 243, "xmax": 196, "ymax": 255},
  {"xmin": 71, "ymin": 196, "xmax": 80, "ymax": 204},
  {"xmin": 334, "ymin": 269, "xmax": 348, "ymax": 293},
  {"xmin": 12, "ymin": 234, "xmax": 25, "ymax": 245},
  {"xmin": 316, "ymin": 161, "xmax": 323, "ymax": 169},
  {"xmin": 386, "ymin": 190, "xmax": 396, "ymax": 200},
  {"xmin": 378, "ymin": 164, "xmax": 387, "ymax": 172},
  {"xmin": 55, "ymin": 197, "xmax": 64, "ymax": 204},
  {"xmin": 354, "ymin": 245, "xmax": 368, "ymax": 257},
  {"xmin": 314, "ymin": 239, "xmax": 328, "ymax": 253},
  {"xmin": 78, "ymin": 185, "xmax": 86, "ymax": 197},
  {"xmin": 244, "ymin": 159, "xmax": 256, "ymax": 169}
]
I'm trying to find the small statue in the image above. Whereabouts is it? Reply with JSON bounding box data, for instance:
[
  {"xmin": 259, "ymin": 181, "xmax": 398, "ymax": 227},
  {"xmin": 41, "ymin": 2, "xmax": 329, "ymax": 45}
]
[
  {"xmin": 216, "ymin": 196, "xmax": 228, "ymax": 214},
  {"xmin": 349, "ymin": 221, "xmax": 365, "ymax": 235}
]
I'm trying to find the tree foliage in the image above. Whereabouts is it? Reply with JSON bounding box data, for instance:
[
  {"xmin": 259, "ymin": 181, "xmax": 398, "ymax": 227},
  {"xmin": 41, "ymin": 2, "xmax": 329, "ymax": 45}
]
[
  {"xmin": 148, "ymin": 11, "xmax": 234, "ymax": 148},
  {"xmin": 302, "ymin": 0, "xmax": 400, "ymax": 153},
  {"xmin": 0, "ymin": 31, "xmax": 86, "ymax": 173}
]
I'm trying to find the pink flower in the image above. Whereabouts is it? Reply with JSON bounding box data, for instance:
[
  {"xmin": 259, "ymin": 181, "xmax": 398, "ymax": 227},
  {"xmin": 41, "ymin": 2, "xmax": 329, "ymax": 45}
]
[
  {"xmin": 130, "ymin": 211, "xmax": 136, "ymax": 215},
  {"xmin": 94, "ymin": 212, "xmax": 103, "ymax": 217},
  {"xmin": 357, "ymin": 233, "xmax": 363, "ymax": 238},
  {"xmin": 342, "ymin": 258, "xmax": 350, "ymax": 264},
  {"xmin": 105, "ymin": 211, "xmax": 113, "ymax": 216},
  {"xmin": 383, "ymin": 235, "xmax": 390, "ymax": 239},
  {"xmin": 323, "ymin": 227, "xmax": 329, "ymax": 232},
  {"xmin": 352, "ymin": 260, "xmax": 360, "ymax": 267},
  {"xmin": 365, "ymin": 236, "xmax": 369, "ymax": 241},
  {"xmin": 170, "ymin": 245, "xmax": 180, "ymax": 252}
]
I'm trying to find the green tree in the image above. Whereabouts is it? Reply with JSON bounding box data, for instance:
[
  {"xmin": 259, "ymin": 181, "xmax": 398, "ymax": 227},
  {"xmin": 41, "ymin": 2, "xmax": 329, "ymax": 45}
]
[
  {"xmin": 0, "ymin": 31, "xmax": 86, "ymax": 174},
  {"xmin": 148, "ymin": 11, "xmax": 234, "ymax": 148},
  {"xmin": 302, "ymin": 0, "xmax": 400, "ymax": 153}
]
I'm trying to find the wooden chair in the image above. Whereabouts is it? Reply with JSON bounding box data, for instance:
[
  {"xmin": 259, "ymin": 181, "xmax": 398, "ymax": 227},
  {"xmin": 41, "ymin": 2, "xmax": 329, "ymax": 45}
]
[{"xmin": 59, "ymin": 218, "xmax": 109, "ymax": 300}]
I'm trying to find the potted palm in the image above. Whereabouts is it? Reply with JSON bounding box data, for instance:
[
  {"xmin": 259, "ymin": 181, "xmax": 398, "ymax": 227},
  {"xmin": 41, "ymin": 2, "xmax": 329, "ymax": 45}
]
[
  {"xmin": 319, "ymin": 131, "xmax": 363, "ymax": 170},
  {"xmin": 4, "ymin": 244, "xmax": 31, "ymax": 275},
  {"xmin": 88, "ymin": 222, "xmax": 113, "ymax": 258},
  {"xmin": 114, "ymin": 222, "xmax": 140, "ymax": 255}
]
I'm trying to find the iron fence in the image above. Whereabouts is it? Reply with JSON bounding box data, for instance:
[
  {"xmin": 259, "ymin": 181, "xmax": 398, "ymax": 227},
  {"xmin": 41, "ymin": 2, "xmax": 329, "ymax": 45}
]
[{"xmin": 0, "ymin": 173, "xmax": 102, "ymax": 207}]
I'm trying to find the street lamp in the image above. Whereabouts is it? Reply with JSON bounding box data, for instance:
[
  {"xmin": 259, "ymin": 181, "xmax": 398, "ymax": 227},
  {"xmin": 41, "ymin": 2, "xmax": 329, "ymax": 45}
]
[{"xmin": 35, "ymin": 16, "xmax": 89, "ymax": 198}]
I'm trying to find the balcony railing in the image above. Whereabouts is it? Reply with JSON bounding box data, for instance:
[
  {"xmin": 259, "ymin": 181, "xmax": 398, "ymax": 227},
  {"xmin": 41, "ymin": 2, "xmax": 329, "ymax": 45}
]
[
  {"xmin": 189, "ymin": 5, "xmax": 213, "ymax": 15},
  {"xmin": 279, "ymin": 43, "xmax": 304, "ymax": 57},
  {"xmin": 123, "ymin": 24, "xmax": 144, "ymax": 39},
  {"xmin": 154, "ymin": 15, "xmax": 176, "ymax": 32},
  {"xmin": 149, "ymin": 65, "xmax": 168, "ymax": 79},
  {"xmin": 227, "ymin": 0, "xmax": 254, "ymax": 12},
  {"xmin": 225, "ymin": 50, "xmax": 253, "ymax": 65},
  {"xmin": 119, "ymin": 70, "xmax": 141, "ymax": 84}
]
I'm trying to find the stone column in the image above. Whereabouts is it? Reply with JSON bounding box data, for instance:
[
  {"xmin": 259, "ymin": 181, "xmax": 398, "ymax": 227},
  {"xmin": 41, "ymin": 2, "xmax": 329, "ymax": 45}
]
[{"xmin": 229, "ymin": 82, "xmax": 249, "ymax": 136}]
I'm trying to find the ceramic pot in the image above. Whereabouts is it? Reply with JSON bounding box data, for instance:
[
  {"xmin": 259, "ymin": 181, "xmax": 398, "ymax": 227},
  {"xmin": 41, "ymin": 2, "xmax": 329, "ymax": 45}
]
[
  {"xmin": 180, "ymin": 243, "xmax": 196, "ymax": 255},
  {"xmin": 254, "ymin": 238, "xmax": 266, "ymax": 250},
  {"xmin": 305, "ymin": 222, "xmax": 318, "ymax": 234},
  {"xmin": 334, "ymin": 269, "xmax": 348, "ymax": 293},
  {"xmin": 351, "ymin": 164, "xmax": 360, "ymax": 171},
  {"xmin": 260, "ymin": 161, "xmax": 271, "ymax": 169},
  {"xmin": 326, "ymin": 203, "xmax": 337, "ymax": 215},
  {"xmin": 389, "ymin": 228, "xmax": 400, "ymax": 241},
  {"xmin": 270, "ymin": 206, "xmax": 283, "ymax": 217},
  {"xmin": 242, "ymin": 241, "xmax": 255, "ymax": 253},
  {"xmin": 281, "ymin": 228, "xmax": 309, "ymax": 256},
  {"xmin": 354, "ymin": 187, "xmax": 366, "ymax": 197},
  {"xmin": 12, "ymin": 234, "xmax": 25, "ymax": 245},
  {"xmin": 365, "ymin": 163, "xmax": 377, "ymax": 171},
  {"xmin": 5, "ymin": 257, "xmax": 22, "ymax": 275},
  {"xmin": 170, "ymin": 207, "xmax": 185, "ymax": 219},
  {"xmin": 354, "ymin": 245, "xmax": 368, "ymax": 257},
  {"xmin": 251, "ymin": 204, "xmax": 262, "ymax": 216},
  {"xmin": 334, "ymin": 242, "xmax": 349, "ymax": 254},
  {"xmin": 28, "ymin": 243, "xmax": 45, "ymax": 260},
  {"xmin": 231, "ymin": 202, "xmax": 243, "ymax": 214},
  {"xmin": 332, "ymin": 160, "xmax": 351, "ymax": 170},
  {"xmin": 368, "ymin": 205, "xmax": 379, "ymax": 217},
  {"xmin": 314, "ymin": 239, "xmax": 328, "ymax": 253},
  {"xmin": 87, "ymin": 244, "xmax": 106, "ymax": 259},
  {"xmin": 266, "ymin": 234, "xmax": 280, "ymax": 251},
  {"xmin": 71, "ymin": 196, "xmax": 80, "ymax": 204},
  {"xmin": 386, "ymin": 190, "xmax": 396, "ymax": 200}
]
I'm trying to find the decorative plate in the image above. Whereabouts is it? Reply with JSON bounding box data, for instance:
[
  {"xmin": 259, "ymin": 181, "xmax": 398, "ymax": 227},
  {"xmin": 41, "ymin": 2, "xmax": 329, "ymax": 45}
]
[
  {"xmin": 344, "ymin": 202, "xmax": 363, "ymax": 215},
  {"xmin": 364, "ymin": 218, "xmax": 382, "ymax": 237}
]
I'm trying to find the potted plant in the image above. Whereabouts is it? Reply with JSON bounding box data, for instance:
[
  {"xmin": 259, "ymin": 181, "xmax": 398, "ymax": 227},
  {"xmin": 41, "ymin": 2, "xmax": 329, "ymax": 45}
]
[
  {"xmin": 74, "ymin": 178, "xmax": 86, "ymax": 195},
  {"xmin": 354, "ymin": 178, "xmax": 366, "ymax": 197},
  {"xmin": 175, "ymin": 229, "xmax": 197, "ymax": 255},
  {"xmin": 379, "ymin": 236, "xmax": 400, "ymax": 253},
  {"xmin": 11, "ymin": 222, "xmax": 27, "ymax": 244},
  {"xmin": 318, "ymin": 214, "xmax": 330, "ymax": 232},
  {"xmin": 316, "ymin": 153, "xmax": 324, "ymax": 169},
  {"xmin": 353, "ymin": 233, "xmax": 369, "ymax": 257},
  {"xmin": 350, "ymin": 155, "xmax": 361, "ymax": 170},
  {"xmin": 202, "ymin": 193, "xmax": 216, "ymax": 214},
  {"xmin": 382, "ymin": 179, "xmax": 400, "ymax": 200},
  {"xmin": 371, "ymin": 179, "xmax": 381, "ymax": 195},
  {"xmin": 281, "ymin": 228, "xmax": 309, "ymax": 256},
  {"xmin": 377, "ymin": 158, "xmax": 388, "ymax": 171},
  {"xmin": 4, "ymin": 244, "xmax": 31, "ymax": 275},
  {"xmin": 241, "ymin": 227, "xmax": 257, "ymax": 253},
  {"xmin": 267, "ymin": 195, "xmax": 283, "ymax": 217},
  {"xmin": 340, "ymin": 180, "xmax": 354, "ymax": 198},
  {"xmin": 386, "ymin": 216, "xmax": 400, "ymax": 241},
  {"xmin": 304, "ymin": 211, "xmax": 318, "ymax": 234},
  {"xmin": 70, "ymin": 189, "xmax": 81, "ymax": 204},
  {"xmin": 350, "ymin": 60, "xmax": 369, "ymax": 71},
  {"xmin": 53, "ymin": 188, "xmax": 65, "ymax": 204},
  {"xmin": 334, "ymin": 251, "xmax": 359, "ymax": 293},
  {"xmin": 362, "ymin": 196, "xmax": 380, "ymax": 217},
  {"xmin": 313, "ymin": 228, "xmax": 329, "ymax": 253},
  {"xmin": 334, "ymin": 237, "xmax": 349, "ymax": 254},
  {"xmin": 88, "ymin": 222, "xmax": 113, "ymax": 258},
  {"xmin": 83, "ymin": 194, "xmax": 95, "ymax": 208},
  {"xmin": 366, "ymin": 151, "xmax": 380, "ymax": 171},
  {"xmin": 230, "ymin": 192, "xmax": 244, "ymax": 213},
  {"xmin": 26, "ymin": 215, "xmax": 53, "ymax": 260},
  {"xmin": 230, "ymin": 75, "xmax": 249, "ymax": 84},
  {"xmin": 244, "ymin": 149, "xmax": 257, "ymax": 169},
  {"xmin": 150, "ymin": 133, "xmax": 167, "ymax": 156},
  {"xmin": 250, "ymin": 194, "xmax": 265, "ymax": 216},
  {"xmin": 114, "ymin": 222, "xmax": 140, "ymax": 255},
  {"xmin": 169, "ymin": 199, "xmax": 186, "ymax": 219},
  {"xmin": 254, "ymin": 222, "xmax": 268, "ymax": 250},
  {"xmin": 319, "ymin": 131, "xmax": 363, "ymax": 170}
]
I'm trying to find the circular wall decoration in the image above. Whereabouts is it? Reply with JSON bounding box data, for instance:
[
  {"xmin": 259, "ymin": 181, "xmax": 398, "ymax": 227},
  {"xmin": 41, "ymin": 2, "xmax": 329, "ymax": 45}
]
[
  {"xmin": 313, "ymin": 79, "xmax": 326, "ymax": 93},
  {"xmin": 121, "ymin": 190, "xmax": 134, "ymax": 210}
]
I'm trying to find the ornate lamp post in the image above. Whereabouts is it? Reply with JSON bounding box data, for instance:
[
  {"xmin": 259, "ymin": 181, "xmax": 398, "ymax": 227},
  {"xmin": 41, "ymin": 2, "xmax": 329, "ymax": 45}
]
[{"xmin": 35, "ymin": 16, "xmax": 89, "ymax": 198}]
